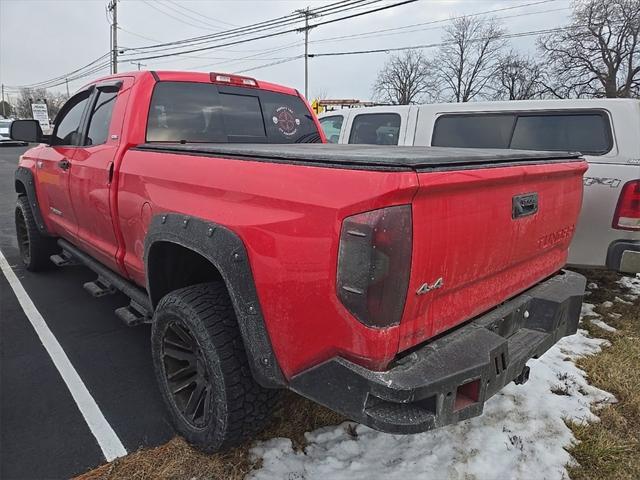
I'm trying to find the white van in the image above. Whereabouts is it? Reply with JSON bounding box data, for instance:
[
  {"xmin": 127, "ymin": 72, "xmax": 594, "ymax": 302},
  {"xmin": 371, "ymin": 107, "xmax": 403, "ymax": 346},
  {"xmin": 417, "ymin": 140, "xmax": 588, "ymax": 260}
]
[{"xmin": 319, "ymin": 100, "xmax": 640, "ymax": 273}]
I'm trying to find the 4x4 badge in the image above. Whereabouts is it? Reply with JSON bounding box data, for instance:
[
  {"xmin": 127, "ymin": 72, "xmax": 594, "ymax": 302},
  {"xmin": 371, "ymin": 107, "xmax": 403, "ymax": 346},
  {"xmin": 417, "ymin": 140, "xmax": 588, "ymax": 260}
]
[{"xmin": 416, "ymin": 277, "xmax": 444, "ymax": 295}]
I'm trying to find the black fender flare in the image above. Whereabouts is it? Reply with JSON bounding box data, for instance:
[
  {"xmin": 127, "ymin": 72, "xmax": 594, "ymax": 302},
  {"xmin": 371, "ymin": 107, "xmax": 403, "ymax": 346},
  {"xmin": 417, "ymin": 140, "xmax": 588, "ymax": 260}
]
[
  {"xmin": 15, "ymin": 167, "xmax": 50, "ymax": 236},
  {"xmin": 144, "ymin": 213, "xmax": 285, "ymax": 388}
]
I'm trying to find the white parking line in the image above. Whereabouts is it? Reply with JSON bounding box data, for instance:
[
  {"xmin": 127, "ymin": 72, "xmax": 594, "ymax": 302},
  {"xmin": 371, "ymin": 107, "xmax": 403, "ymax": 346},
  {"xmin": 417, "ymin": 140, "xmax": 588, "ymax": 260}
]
[{"xmin": 0, "ymin": 250, "xmax": 127, "ymax": 461}]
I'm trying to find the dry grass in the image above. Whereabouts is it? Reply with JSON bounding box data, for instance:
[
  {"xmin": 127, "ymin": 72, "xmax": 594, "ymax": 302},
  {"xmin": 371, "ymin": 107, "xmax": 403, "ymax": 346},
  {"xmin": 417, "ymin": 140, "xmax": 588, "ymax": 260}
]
[
  {"xmin": 77, "ymin": 269, "xmax": 640, "ymax": 480},
  {"xmin": 567, "ymin": 269, "xmax": 640, "ymax": 480},
  {"xmin": 75, "ymin": 391, "xmax": 343, "ymax": 480}
]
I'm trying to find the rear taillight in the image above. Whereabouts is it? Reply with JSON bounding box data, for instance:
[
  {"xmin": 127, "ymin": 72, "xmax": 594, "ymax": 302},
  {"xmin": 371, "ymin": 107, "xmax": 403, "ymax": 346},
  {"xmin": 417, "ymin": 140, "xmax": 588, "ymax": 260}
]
[
  {"xmin": 612, "ymin": 179, "xmax": 640, "ymax": 231},
  {"xmin": 336, "ymin": 205, "xmax": 412, "ymax": 328},
  {"xmin": 209, "ymin": 72, "xmax": 258, "ymax": 87}
]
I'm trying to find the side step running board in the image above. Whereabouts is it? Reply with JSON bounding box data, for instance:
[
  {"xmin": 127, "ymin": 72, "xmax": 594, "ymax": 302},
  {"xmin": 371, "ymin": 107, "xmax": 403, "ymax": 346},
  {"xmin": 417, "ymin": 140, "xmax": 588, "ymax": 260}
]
[
  {"xmin": 57, "ymin": 239, "xmax": 152, "ymax": 326},
  {"xmin": 115, "ymin": 301, "xmax": 151, "ymax": 327},
  {"xmin": 50, "ymin": 251, "xmax": 77, "ymax": 267},
  {"xmin": 83, "ymin": 276, "xmax": 117, "ymax": 298}
]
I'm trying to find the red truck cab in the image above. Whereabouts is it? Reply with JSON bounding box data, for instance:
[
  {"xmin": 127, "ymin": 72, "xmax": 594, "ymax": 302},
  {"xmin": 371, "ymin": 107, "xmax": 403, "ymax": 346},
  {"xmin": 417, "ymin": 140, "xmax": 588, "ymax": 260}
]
[{"xmin": 11, "ymin": 71, "xmax": 587, "ymax": 451}]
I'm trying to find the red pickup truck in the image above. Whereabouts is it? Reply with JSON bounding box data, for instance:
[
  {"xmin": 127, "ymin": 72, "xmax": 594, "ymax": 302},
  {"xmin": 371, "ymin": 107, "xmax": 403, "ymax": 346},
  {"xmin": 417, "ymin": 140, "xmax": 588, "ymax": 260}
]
[{"xmin": 10, "ymin": 71, "xmax": 587, "ymax": 452}]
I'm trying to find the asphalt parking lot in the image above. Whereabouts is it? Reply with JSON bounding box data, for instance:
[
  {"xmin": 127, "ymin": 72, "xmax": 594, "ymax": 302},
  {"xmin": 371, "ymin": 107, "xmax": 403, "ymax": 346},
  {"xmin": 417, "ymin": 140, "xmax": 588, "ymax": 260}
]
[{"xmin": 0, "ymin": 146, "xmax": 173, "ymax": 479}]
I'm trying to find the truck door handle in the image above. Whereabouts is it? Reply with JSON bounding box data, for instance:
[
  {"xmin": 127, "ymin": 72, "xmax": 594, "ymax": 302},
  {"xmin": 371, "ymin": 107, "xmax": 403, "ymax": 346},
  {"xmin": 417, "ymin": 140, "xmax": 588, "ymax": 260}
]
[{"xmin": 58, "ymin": 159, "xmax": 71, "ymax": 170}]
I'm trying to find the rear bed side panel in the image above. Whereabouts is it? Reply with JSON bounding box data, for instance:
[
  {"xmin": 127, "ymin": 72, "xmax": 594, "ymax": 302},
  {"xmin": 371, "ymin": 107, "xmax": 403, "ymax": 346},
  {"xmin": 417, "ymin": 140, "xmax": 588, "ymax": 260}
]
[
  {"xmin": 570, "ymin": 162, "xmax": 640, "ymax": 267},
  {"xmin": 116, "ymin": 150, "xmax": 419, "ymax": 378},
  {"xmin": 399, "ymin": 161, "xmax": 587, "ymax": 350}
]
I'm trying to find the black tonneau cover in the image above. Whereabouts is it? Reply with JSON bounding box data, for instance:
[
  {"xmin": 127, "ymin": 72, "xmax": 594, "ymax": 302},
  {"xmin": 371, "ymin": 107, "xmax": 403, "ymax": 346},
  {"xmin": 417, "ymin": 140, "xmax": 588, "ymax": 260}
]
[{"xmin": 135, "ymin": 143, "xmax": 582, "ymax": 171}]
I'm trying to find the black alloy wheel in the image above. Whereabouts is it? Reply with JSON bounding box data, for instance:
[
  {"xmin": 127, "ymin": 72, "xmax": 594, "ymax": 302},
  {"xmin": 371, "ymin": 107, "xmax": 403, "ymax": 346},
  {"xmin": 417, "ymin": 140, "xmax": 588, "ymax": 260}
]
[{"xmin": 161, "ymin": 320, "xmax": 213, "ymax": 429}]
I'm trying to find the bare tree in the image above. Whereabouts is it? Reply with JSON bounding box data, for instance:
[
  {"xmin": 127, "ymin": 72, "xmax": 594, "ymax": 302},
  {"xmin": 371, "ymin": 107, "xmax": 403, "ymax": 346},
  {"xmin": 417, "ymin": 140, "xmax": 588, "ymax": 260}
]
[
  {"xmin": 492, "ymin": 52, "xmax": 546, "ymax": 100},
  {"xmin": 436, "ymin": 16, "xmax": 505, "ymax": 102},
  {"xmin": 372, "ymin": 50, "xmax": 437, "ymax": 105},
  {"xmin": 15, "ymin": 88, "xmax": 68, "ymax": 119},
  {"xmin": 312, "ymin": 88, "xmax": 330, "ymax": 101},
  {"xmin": 538, "ymin": 0, "xmax": 640, "ymax": 98}
]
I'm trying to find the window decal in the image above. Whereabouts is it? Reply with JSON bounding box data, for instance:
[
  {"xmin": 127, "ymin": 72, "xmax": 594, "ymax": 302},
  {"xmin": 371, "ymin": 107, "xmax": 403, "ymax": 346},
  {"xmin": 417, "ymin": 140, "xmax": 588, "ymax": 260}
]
[{"xmin": 272, "ymin": 106, "xmax": 300, "ymax": 137}]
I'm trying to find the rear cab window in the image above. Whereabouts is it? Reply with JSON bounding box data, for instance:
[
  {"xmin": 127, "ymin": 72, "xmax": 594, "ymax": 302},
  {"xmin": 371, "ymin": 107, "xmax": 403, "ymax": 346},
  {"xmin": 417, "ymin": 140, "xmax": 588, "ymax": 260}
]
[
  {"xmin": 349, "ymin": 113, "xmax": 401, "ymax": 145},
  {"xmin": 146, "ymin": 82, "xmax": 321, "ymax": 144},
  {"xmin": 432, "ymin": 110, "xmax": 612, "ymax": 155},
  {"xmin": 319, "ymin": 115, "xmax": 344, "ymax": 143}
]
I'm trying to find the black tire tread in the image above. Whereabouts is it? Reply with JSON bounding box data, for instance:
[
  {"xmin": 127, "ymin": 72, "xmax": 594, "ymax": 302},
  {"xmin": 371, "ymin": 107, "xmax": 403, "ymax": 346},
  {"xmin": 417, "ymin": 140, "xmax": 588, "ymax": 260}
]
[
  {"xmin": 15, "ymin": 195, "xmax": 57, "ymax": 271},
  {"xmin": 153, "ymin": 282, "xmax": 278, "ymax": 451}
]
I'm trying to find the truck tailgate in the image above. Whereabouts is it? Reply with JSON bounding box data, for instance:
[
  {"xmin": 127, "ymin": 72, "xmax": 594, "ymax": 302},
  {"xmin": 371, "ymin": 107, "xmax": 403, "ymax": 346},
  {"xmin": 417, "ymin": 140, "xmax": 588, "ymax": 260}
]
[{"xmin": 399, "ymin": 160, "xmax": 587, "ymax": 351}]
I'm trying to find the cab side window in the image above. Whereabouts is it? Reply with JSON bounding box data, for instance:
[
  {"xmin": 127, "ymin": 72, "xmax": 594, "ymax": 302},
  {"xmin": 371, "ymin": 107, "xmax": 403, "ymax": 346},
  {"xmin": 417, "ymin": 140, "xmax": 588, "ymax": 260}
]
[
  {"xmin": 510, "ymin": 114, "xmax": 611, "ymax": 154},
  {"xmin": 432, "ymin": 114, "xmax": 515, "ymax": 148},
  {"xmin": 85, "ymin": 90, "xmax": 118, "ymax": 146},
  {"xmin": 52, "ymin": 91, "xmax": 91, "ymax": 146},
  {"xmin": 349, "ymin": 113, "xmax": 401, "ymax": 145}
]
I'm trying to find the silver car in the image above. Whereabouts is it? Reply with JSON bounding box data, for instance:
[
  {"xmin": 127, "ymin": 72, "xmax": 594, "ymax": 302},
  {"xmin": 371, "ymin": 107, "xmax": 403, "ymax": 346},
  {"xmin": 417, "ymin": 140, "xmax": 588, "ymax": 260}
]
[{"xmin": 0, "ymin": 119, "xmax": 28, "ymax": 146}]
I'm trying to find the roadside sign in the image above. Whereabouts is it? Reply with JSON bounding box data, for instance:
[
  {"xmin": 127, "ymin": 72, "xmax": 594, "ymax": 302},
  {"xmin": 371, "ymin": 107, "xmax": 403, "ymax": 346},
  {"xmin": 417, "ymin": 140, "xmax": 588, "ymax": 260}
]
[{"xmin": 31, "ymin": 103, "xmax": 50, "ymax": 130}]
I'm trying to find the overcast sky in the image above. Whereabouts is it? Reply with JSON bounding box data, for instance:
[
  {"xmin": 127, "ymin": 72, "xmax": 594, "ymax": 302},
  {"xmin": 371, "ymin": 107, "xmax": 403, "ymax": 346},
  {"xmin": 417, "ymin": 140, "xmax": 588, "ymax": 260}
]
[{"xmin": 0, "ymin": 0, "xmax": 572, "ymax": 102}]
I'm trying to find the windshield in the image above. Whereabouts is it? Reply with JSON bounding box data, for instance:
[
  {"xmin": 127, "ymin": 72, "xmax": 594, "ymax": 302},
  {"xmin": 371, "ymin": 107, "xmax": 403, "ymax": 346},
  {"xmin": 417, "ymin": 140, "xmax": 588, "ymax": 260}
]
[{"xmin": 147, "ymin": 82, "xmax": 321, "ymax": 144}]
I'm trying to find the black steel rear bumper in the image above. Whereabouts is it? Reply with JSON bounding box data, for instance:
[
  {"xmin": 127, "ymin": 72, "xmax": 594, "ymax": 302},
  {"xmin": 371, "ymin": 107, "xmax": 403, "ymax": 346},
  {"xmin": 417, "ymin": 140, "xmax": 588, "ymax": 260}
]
[{"xmin": 290, "ymin": 270, "xmax": 586, "ymax": 434}]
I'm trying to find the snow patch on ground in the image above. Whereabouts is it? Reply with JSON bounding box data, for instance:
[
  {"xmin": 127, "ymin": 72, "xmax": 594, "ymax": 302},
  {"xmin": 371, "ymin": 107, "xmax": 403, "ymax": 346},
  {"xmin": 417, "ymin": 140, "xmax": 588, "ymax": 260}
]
[
  {"xmin": 250, "ymin": 314, "xmax": 615, "ymax": 480},
  {"xmin": 614, "ymin": 296, "xmax": 633, "ymax": 305},
  {"xmin": 590, "ymin": 319, "xmax": 617, "ymax": 332},
  {"xmin": 617, "ymin": 274, "xmax": 640, "ymax": 296},
  {"xmin": 581, "ymin": 303, "xmax": 598, "ymax": 318},
  {"xmin": 601, "ymin": 301, "xmax": 613, "ymax": 308}
]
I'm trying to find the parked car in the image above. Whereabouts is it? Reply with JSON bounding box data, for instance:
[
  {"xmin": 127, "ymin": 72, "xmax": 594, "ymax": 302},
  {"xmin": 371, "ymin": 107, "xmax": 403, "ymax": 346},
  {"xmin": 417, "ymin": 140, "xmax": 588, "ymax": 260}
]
[
  {"xmin": 319, "ymin": 100, "xmax": 640, "ymax": 273},
  {"xmin": 11, "ymin": 71, "xmax": 587, "ymax": 452},
  {"xmin": 0, "ymin": 119, "xmax": 27, "ymax": 146}
]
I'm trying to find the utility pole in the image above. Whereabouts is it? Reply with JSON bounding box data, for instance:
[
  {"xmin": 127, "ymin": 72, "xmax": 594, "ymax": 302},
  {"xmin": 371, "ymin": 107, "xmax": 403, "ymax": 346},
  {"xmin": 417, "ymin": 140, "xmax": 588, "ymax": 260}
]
[
  {"xmin": 296, "ymin": 7, "xmax": 318, "ymax": 100},
  {"xmin": 108, "ymin": 0, "xmax": 118, "ymax": 74},
  {"xmin": 65, "ymin": 78, "xmax": 70, "ymax": 98},
  {"xmin": 130, "ymin": 61, "xmax": 146, "ymax": 71},
  {"xmin": 1, "ymin": 84, "xmax": 5, "ymax": 118}
]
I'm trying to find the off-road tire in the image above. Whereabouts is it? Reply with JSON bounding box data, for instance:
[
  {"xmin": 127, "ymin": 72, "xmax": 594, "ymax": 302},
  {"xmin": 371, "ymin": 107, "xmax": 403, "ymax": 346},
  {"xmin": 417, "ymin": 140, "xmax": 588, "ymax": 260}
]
[
  {"xmin": 151, "ymin": 282, "xmax": 279, "ymax": 452},
  {"xmin": 15, "ymin": 195, "xmax": 58, "ymax": 271}
]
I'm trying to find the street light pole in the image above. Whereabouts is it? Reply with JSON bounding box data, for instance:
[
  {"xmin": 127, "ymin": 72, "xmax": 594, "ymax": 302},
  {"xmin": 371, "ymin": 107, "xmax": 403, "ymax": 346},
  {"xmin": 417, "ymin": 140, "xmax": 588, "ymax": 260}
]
[
  {"xmin": 296, "ymin": 7, "xmax": 318, "ymax": 100},
  {"xmin": 108, "ymin": 0, "xmax": 118, "ymax": 74}
]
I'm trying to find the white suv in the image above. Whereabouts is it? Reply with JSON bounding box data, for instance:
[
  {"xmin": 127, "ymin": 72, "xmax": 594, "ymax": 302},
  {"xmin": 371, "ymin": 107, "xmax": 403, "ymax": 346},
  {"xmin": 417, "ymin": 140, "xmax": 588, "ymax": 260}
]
[{"xmin": 319, "ymin": 99, "xmax": 640, "ymax": 273}]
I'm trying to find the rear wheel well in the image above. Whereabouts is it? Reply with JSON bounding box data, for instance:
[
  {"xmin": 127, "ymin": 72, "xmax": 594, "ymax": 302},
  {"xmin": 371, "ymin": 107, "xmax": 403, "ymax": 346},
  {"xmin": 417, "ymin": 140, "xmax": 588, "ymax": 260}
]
[
  {"xmin": 147, "ymin": 241, "xmax": 225, "ymax": 308},
  {"xmin": 15, "ymin": 180, "xmax": 26, "ymax": 195}
]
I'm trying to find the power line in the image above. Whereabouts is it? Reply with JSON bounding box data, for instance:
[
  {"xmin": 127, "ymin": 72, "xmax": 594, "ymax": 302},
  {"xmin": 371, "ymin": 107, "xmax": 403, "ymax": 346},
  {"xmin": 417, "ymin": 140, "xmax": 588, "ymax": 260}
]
[
  {"xmin": 144, "ymin": 1, "xmax": 567, "ymax": 73},
  {"xmin": 309, "ymin": 0, "xmax": 563, "ymax": 45},
  {"xmin": 5, "ymin": 0, "xmax": 566, "ymax": 93},
  {"xmin": 308, "ymin": 25, "xmax": 574, "ymax": 58},
  {"xmin": 120, "ymin": 1, "xmax": 377, "ymax": 55},
  {"xmin": 141, "ymin": 0, "xmax": 224, "ymax": 31},
  {"xmin": 123, "ymin": 0, "xmax": 417, "ymax": 62},
  {"xmin": 117, "ymin": 25, "xmax": 163, "ymax": 44},
  {"xmin": 164, "ymin": 0, "xmax": 238, "ymax": 28},
  {"xmin": 6, "ymin": 2, "xmax": 362, "ymax": 91},
  {"xmin": 234, "ymin": 55, "xmax": 305, "ymax": 74},
  {"xmin": 6, "ymin": 52, "xmax": 111, "ymax": 90}
]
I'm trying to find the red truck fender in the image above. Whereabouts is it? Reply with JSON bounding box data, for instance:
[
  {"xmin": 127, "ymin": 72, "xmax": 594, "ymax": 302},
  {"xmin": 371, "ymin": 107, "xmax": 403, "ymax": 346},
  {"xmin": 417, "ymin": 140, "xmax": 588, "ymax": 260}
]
[
  {"xmin": 144, "ymin": 213, "xmax": 286, "ymax": 388},
  {"xmin": 15, "ymin": 167, "xmax": 50, "ymax": 237}
]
